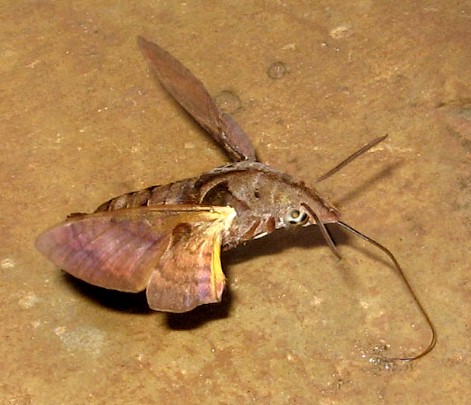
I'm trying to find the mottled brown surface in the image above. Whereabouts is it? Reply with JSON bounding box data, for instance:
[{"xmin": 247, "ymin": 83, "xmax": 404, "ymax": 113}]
[{"xmin": 1, "ymin": 1, "xmax": 470, "ymax": 404}]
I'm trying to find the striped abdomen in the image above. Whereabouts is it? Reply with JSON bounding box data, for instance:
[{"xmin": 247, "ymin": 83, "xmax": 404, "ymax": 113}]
[{"xmin": 95, "ymin": 179, "xmax": 199, "ymax": 212}]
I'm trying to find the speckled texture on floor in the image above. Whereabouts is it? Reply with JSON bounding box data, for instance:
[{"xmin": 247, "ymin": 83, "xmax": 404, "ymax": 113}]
[{"xmin": 1, "ymin": 2, "xmax": 470, "ymax": 404}]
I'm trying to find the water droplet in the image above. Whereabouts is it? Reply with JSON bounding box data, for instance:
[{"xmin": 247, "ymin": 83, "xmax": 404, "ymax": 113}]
[
  {"xmin": 215, "ymin": 90, "xmax": 241, "ymax": 114},
  {"xmin": 267, "ymin": 61, "xmax": 288, "ymax": 80}
]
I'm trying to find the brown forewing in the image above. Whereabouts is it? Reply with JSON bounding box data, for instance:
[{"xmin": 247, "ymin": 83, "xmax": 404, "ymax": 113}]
[
  {"xmin": 137, "ymin": 36, "xmax": 257, "ymax": 162},
  {"xmin": 36, "ymin": 205, "xmax": 236, "ymax": 312}
]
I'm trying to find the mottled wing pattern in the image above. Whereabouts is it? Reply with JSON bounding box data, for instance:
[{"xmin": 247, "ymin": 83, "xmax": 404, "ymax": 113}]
[
  {"xmin": 36, "ymin": 206, "xmax": 236, "ymax": 312},
  {"xmin": 137, "ymin": 36, "xmax": 257, "ymax": 162}
]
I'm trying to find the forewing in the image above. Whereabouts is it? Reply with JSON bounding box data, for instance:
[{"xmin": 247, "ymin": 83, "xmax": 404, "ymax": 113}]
[
  {"xmin": 146, "ymin": 209, "xmax": 235, "ymax": 313},
  {"xmin": 137, "ymin": 36, "xmax": 257, "ymax": 162},
  {"xmin": 36, "ymin": 206, "xmax": 236, "ymax": 312},
  {"xmin": 36, "ymin": 208, "xmax": 173, "ymax": 292}
]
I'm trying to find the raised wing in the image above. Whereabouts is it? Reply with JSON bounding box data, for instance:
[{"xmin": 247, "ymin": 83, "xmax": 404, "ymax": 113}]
[
  {"xmin": 137, "ymin": 36, "xmax": 257, "ymax": 162},
  {"xmin": 36, "ymin": 205, "xmax": 236, "ymax": 312}
]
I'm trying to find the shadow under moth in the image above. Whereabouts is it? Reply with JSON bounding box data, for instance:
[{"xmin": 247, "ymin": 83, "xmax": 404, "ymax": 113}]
[{"xmin": 36, "ymin": 36, "xmax": 436, "ymax": 362}]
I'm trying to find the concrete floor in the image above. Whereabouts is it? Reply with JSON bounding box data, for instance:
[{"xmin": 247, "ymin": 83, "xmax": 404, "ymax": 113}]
[{"xmin": 1, "ymin": 1, "xmax": 470, "ymax": 404}]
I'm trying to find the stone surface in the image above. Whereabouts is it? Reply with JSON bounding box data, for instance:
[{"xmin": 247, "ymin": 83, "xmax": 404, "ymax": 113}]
[{"xmin": 1, "ymin": 1, "xmax": 470, "ymax": 403}]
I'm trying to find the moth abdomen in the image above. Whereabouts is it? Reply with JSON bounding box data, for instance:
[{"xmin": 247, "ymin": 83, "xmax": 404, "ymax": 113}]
[
  {"xmin": 94, "ymin": 186, "xmax": 155, "ymax": 212},
  {"xmin": 94, "ymin": 179, "xmax": 200, "ymax": 213}
]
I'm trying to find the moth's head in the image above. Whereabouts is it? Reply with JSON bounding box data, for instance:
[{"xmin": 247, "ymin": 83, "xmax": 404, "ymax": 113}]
[{"xmin": 277, "ymin": 184, "xmax": 339, "ymax": 231}]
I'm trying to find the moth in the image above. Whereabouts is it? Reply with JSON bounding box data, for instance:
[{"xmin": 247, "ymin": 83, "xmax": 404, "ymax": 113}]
[{"xmin": 36, "ymin": 36, "xmax": 436, "ymax": 361}]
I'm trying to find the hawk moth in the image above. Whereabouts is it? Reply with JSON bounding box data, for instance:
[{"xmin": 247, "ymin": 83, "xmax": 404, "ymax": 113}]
[{"xmin": 36, "ymin": 36, "xmax": 436, "ymax": 362}]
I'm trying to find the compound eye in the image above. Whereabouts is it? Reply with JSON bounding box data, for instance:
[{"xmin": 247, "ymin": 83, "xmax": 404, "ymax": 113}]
[{"xmin": 283, "ymin": 208, "xmax": 309, "ymax": 226}]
